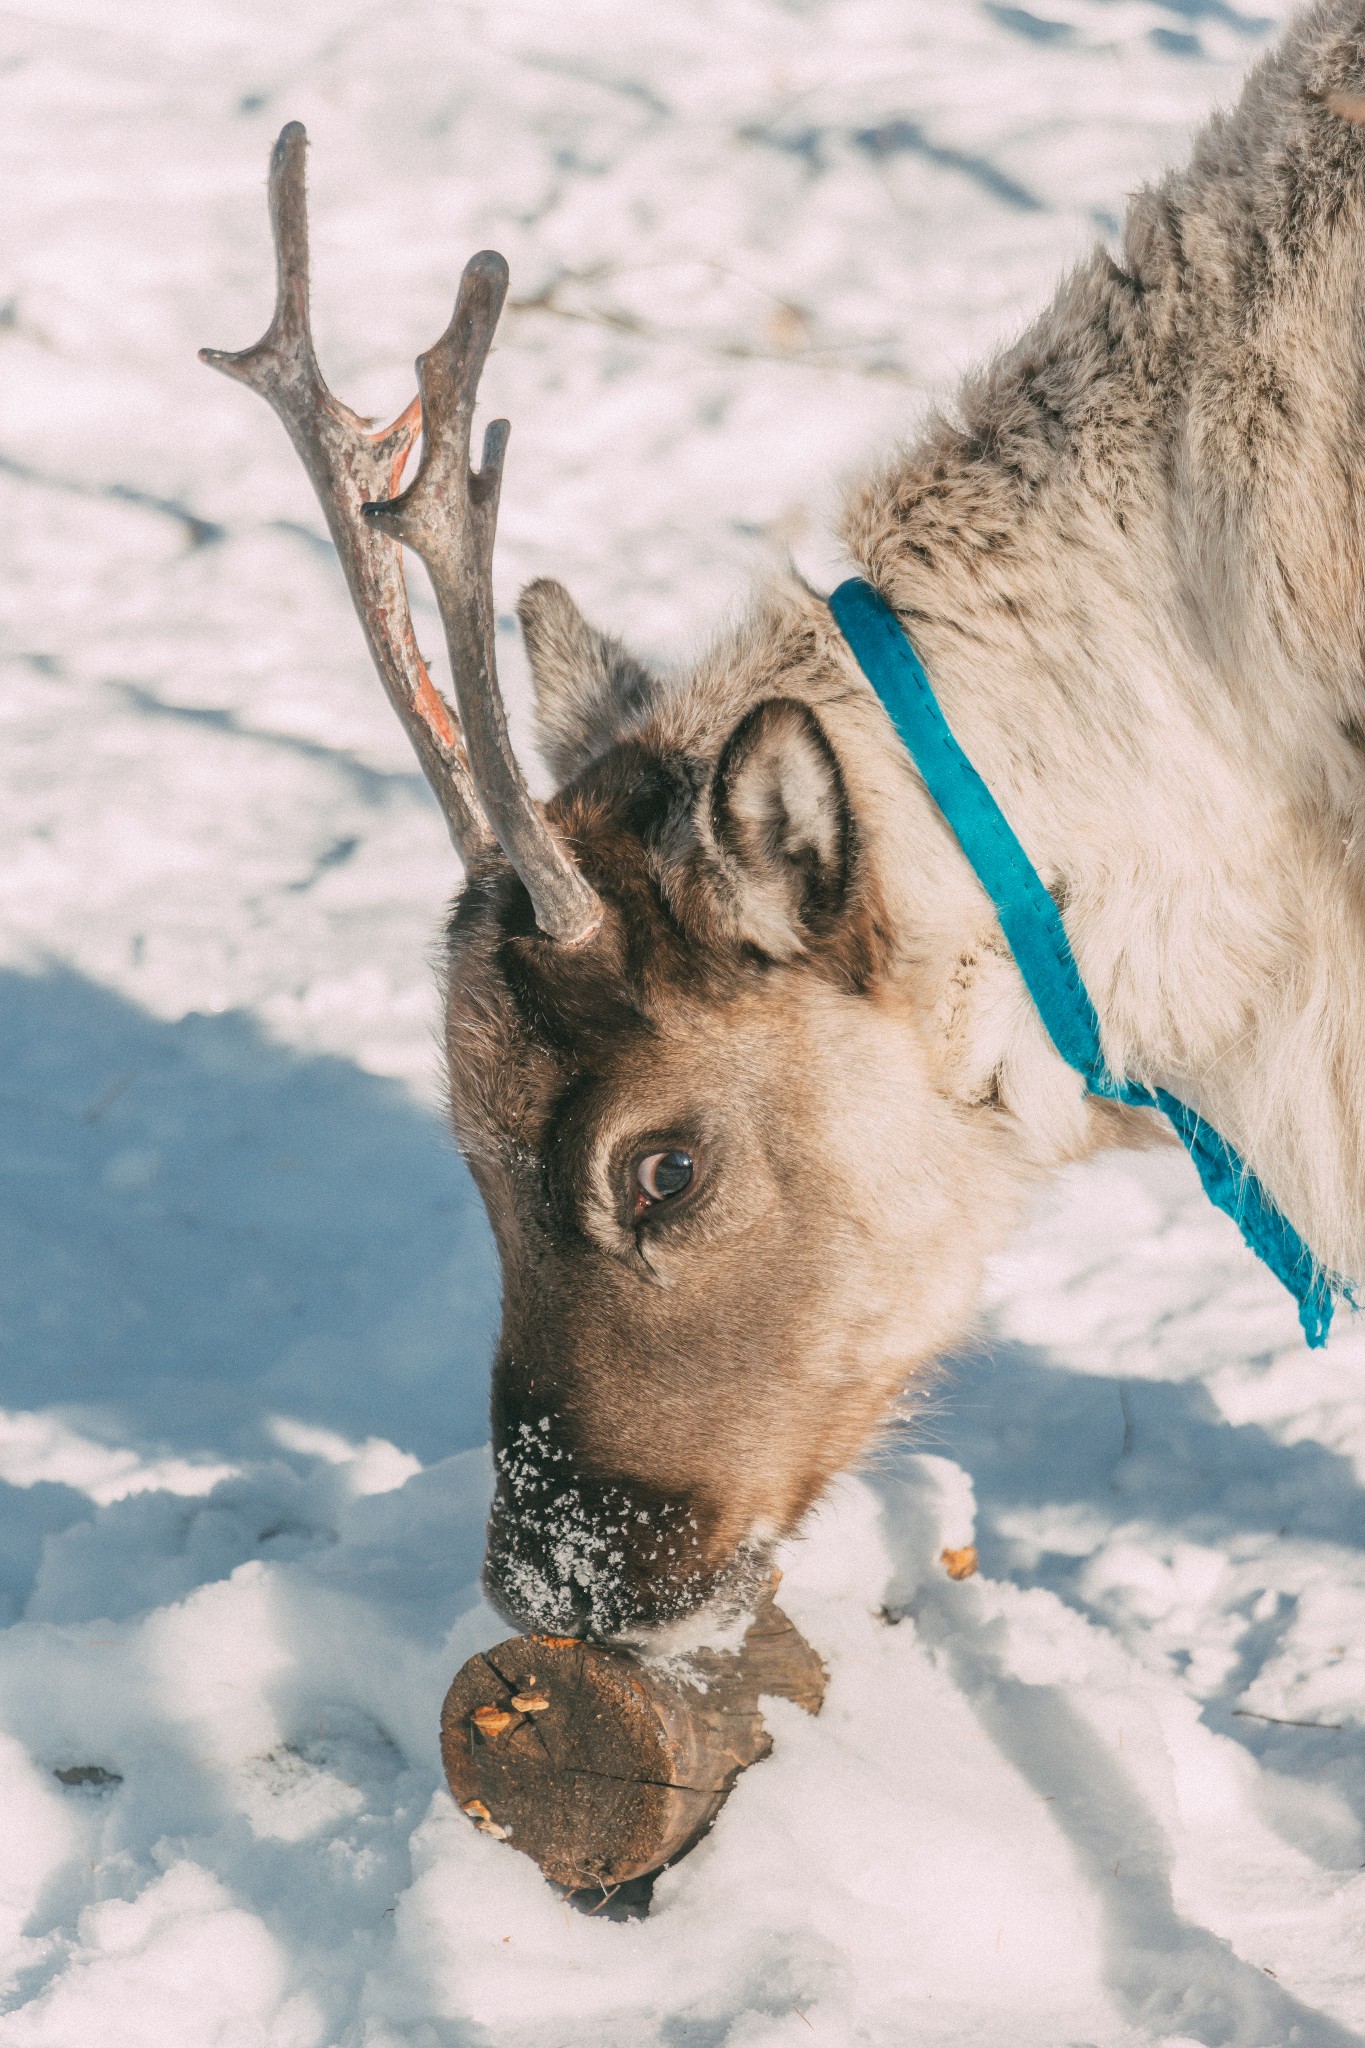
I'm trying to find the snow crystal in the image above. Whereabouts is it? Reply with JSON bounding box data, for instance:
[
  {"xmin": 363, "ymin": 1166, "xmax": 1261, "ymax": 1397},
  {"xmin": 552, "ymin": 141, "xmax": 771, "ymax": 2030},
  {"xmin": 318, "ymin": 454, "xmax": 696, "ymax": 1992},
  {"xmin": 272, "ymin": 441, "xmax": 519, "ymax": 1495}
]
[{"xmin": 2, "ymin": 2, "xmax": 1364, "ymax": 2044}]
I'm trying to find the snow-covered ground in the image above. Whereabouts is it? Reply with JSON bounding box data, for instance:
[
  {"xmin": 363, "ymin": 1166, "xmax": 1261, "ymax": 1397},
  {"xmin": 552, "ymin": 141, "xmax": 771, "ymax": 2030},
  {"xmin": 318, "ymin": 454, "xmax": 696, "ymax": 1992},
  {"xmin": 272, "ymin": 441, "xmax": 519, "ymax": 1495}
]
[{"xmin": 2, "ymin": 1, "xmax": 1364, "ymax": 2042}]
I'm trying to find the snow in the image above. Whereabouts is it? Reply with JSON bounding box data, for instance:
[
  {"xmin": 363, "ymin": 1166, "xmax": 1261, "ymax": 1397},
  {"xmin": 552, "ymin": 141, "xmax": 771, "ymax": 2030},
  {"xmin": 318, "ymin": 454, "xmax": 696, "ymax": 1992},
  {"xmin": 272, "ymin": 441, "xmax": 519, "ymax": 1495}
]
[{"xmin": 2, "ymin": 0, "xmax": 1364, "ymax": 2041}]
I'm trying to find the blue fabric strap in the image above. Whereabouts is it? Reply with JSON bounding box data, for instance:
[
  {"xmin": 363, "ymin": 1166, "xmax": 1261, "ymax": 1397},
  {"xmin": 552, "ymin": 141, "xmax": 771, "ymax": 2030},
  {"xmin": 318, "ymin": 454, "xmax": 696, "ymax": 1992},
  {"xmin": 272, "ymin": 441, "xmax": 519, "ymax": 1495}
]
[{"xmin": 829, "ymin": 575, "xmax": 1336, "ymax": 1348}]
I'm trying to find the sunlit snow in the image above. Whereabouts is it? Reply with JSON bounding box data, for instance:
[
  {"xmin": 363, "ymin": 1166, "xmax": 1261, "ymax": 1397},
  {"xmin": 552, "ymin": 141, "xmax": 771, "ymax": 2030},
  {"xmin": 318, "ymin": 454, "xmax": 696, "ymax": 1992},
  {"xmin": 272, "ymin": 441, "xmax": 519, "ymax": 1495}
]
[{"xmin": 2, "ymin": 2, "xmax": 1364, "ymax": 2044}]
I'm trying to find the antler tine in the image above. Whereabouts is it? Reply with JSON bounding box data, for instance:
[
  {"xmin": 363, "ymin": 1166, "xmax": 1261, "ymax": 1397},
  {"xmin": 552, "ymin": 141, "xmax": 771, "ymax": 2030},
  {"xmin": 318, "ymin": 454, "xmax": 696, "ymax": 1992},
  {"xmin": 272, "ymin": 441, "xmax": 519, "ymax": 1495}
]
[
  {"xmin": 363, "ymin": 257, "xmax": 603, "ymax": 946},
  {"xmin": 200, "ymin": 123, "xmax": 491, "ymax": 860}
]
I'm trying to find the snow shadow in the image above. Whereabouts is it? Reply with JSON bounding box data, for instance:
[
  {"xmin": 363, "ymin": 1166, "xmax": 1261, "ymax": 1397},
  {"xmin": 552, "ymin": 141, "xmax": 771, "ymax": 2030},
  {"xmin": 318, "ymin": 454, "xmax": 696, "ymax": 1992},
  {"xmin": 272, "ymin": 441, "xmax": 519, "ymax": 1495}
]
[
  {"xmin": 933, "ymin": 1340, "xmax": 1365, "ymax": 1567},
  {"xmin": 901, "ymin": 1558, "xmax": 1360, "ymax": 2048},
  {"xmin": 869, "ymin": 1341, "xmax": 1365, "ymax": 2044},
  {"xmin": 930, "ymin": 1344, "xmax": 1365, "ymax": 1795},
  {"xmin": 0, "ymin": 964, "xmax": 498, "ymax": 1466}
]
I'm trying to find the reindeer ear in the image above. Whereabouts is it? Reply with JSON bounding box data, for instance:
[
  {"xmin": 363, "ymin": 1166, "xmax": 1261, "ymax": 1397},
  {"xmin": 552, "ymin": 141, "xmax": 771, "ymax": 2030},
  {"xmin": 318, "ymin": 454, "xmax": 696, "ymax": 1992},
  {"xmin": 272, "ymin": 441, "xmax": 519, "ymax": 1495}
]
[
  {"xmin": 517, "ymin": 578, "xmax": 658, "ymax": 785},
  {"xmin": 711, "ymin": 698, "xmax": 853, "ymax": 957}
]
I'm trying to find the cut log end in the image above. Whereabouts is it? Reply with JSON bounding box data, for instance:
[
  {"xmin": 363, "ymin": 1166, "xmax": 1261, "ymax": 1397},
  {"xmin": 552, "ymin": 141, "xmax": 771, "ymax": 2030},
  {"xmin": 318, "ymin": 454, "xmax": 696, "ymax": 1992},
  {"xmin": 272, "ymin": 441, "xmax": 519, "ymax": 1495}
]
[{"xmin": 439, "ymin": 1597, "xmax": 826, "ymax": 1892}]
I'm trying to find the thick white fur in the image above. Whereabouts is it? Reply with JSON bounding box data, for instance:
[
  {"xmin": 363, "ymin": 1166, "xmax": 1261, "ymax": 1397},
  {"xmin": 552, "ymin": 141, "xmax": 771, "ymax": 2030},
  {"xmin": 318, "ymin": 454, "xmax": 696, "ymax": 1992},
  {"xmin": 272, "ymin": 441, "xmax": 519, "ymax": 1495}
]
[{"xmin": 525, "ymin": 2, "xmax": 1365, "ymax": 1291}]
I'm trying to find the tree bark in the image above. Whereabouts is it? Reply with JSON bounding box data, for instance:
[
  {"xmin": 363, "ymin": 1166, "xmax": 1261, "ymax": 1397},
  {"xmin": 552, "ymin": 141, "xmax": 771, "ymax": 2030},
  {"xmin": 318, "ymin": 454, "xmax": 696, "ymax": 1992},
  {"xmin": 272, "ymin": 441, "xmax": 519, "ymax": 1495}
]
[{"xmin": 440, "ymin": 1594, "xmax": 826, "ymax": 1893}]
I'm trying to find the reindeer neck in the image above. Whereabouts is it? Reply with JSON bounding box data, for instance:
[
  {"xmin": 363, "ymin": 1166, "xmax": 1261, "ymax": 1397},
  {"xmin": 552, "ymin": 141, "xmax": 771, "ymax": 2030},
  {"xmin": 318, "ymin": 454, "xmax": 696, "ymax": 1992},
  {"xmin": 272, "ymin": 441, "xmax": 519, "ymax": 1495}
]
[{"xmin": 828, "ymin": 244, "xmax": 1365, "ymax": 1283}]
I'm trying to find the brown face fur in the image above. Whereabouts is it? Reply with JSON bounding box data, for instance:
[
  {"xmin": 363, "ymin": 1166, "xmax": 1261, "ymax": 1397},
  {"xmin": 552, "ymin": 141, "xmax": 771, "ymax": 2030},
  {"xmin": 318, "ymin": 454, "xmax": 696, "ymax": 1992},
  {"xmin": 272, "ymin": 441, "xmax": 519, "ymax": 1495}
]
[{"xmin": 445, "ymin": 699, "xmax": 1023, "ymax": 1642}]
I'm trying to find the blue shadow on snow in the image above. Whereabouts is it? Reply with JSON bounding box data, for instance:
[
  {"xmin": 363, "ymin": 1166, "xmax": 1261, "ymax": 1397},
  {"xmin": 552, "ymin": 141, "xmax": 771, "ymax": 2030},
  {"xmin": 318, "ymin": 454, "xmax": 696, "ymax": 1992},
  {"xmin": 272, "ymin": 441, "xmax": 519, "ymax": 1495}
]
[{"xmin": 0, "ymin": 964, "xmax": 498, "ymax": 1465}]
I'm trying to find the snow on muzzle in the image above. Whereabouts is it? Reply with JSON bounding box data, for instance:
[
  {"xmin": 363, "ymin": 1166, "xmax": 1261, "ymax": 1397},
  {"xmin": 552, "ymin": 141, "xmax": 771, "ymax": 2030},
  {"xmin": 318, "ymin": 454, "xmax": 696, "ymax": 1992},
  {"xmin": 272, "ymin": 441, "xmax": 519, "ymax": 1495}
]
[{"xmin": 483, "ymin": 1419, "xmax": 772, "ymax": 1641}]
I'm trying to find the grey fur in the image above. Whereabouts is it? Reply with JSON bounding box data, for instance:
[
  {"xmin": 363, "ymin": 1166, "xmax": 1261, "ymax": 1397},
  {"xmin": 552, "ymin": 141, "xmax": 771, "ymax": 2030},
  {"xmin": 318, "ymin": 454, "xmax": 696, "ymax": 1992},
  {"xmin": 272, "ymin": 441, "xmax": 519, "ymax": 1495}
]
[
  {"xmin": 518, "ymin": 577, "xmax": 659, "ymax": 782},
  {"xmin": 455, "ymin": 4, "xmax": 1365, "ymax": 1640}
]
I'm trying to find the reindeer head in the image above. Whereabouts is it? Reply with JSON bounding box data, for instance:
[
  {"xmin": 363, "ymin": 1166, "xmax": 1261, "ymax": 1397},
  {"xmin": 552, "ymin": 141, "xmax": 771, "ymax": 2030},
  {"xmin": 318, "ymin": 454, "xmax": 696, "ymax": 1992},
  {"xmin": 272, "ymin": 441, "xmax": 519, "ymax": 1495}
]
[
  {"xmin": 206, "ymin": 128, "xmax": 1047, "ymax": 1642},
  {"xmin": 444, "ymin": 588, "xmax": 1046, "ymax": 1642}
]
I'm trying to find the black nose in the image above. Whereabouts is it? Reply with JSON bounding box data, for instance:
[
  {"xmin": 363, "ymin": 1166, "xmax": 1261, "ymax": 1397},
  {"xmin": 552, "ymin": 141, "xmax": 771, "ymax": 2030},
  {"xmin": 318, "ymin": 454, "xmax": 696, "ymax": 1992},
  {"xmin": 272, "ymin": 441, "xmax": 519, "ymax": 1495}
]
[
  {"xmin": 482, "ymin": 1455, "xmax": 729, "ymax": 1640},
  {"xmin": 482, "ymin": 1508, "xmax": 660, "ymax": 1641},
  {"xmin": 481, "ymin": 1487, "xmax": 699, "ymax": 1641},
  {"xmin": 481, "ymin": 1543, "xmax": 591, "ymax": 1637}
]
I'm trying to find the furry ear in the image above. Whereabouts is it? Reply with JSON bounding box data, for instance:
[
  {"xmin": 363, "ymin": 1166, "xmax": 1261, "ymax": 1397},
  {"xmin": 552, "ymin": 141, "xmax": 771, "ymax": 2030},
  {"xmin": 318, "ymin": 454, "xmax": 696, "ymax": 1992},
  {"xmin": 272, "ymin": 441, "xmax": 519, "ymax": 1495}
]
[
  {"xmin": 517, "ymin": 578, "xmax": 658, "ymax": 785},
  {"xmin": 711, "ymin": 698, "xmax": 853, "ymax": 958}
]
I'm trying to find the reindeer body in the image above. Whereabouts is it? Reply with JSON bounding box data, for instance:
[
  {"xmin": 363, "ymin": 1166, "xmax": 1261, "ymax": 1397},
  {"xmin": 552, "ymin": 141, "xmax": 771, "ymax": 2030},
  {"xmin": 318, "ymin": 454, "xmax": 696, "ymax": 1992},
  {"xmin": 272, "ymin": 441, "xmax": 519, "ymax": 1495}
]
[
  {"xmin": 621, "ymin": 0, "xmax": 1365, "ymax": 1295},
  {"xmin": 840, "ymin": 0, "xmax": 1365, "ymax": 1290},
  {"xmin": 214, "ymin": 4, "xmax": 1365, "ymax": 1644}
]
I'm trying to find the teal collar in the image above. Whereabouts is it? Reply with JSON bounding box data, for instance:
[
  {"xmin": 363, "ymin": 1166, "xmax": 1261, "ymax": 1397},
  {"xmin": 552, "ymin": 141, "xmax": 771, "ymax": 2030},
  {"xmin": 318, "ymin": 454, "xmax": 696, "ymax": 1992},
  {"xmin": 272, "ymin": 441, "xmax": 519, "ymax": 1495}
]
[{"xmin": 829, "ymin": 575, "xmax": 1336, "ymax": 1348}]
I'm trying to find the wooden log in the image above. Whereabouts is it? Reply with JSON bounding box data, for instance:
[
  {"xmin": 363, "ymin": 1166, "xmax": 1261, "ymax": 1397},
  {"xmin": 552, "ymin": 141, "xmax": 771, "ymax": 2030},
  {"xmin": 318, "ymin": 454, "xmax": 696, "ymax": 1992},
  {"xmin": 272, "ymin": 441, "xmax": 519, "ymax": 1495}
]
[{"xmin": 439, "ymin": 1594, "xmax": 826, "ymax": 1894}]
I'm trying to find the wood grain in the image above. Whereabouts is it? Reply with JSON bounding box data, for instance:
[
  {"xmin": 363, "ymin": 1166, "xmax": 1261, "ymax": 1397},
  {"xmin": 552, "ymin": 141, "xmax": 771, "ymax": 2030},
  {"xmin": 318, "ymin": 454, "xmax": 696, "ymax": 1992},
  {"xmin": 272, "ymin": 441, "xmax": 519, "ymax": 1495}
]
[{"xmin": 440, "ymin": 1596, "xmax": 826, "ymax": 1891}]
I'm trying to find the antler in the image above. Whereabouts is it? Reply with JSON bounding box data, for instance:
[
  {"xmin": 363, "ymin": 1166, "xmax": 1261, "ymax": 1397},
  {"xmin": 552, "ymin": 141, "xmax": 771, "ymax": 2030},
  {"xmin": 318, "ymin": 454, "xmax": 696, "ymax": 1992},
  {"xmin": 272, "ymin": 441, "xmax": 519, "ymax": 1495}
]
[
  {"xmin": 362, "ymin": 252, "xmax": 602, "ymax": 944},
  {"xmin": 200, "ymin": 123, "xmax": 487, "ymax": 857},
  {"xmin": 201, "ymin": 124, "xmax": 602, "ymax": 944}
]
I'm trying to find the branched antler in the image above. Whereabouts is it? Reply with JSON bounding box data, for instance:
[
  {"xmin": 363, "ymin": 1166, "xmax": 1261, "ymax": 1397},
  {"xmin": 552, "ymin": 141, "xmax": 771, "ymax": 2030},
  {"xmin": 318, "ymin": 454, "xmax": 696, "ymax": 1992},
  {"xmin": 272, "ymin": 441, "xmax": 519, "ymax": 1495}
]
[
  {"xmin": 363, "ymin": 254, "xmax": 602, "ymax": 944},
  {"xmin": 201, "ymin": 123, "xmax": 602, "ymax": 943},
  {"xmin": 200, "ymin": 123, "xmax": 487, "ymax": 857}
]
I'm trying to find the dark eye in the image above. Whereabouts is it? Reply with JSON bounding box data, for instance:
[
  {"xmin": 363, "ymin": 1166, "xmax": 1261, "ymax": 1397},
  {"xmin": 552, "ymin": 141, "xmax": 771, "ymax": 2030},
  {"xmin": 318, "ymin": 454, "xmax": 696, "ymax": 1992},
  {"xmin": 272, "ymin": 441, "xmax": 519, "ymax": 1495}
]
[{"xmin": 635, "ymin": 1148, "xmax": 694, "ymax": 1212}]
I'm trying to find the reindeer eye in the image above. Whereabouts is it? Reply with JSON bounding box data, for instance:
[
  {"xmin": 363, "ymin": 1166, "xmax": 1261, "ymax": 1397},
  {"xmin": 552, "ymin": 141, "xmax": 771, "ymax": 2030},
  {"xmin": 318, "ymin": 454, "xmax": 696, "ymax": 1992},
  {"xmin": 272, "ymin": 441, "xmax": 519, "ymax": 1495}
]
[{"xmin": 635, "ymin": 1149, "xmax": 694, "ymax": 1210}]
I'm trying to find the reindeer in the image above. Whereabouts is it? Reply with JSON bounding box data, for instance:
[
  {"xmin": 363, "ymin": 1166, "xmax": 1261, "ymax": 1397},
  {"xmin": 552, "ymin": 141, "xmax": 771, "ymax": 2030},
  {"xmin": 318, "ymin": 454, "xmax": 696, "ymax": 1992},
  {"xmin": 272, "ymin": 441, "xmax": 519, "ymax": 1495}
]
[{"xmin": 205, "ymin": 2, "xmax": 1365, "ymax": 1643}]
